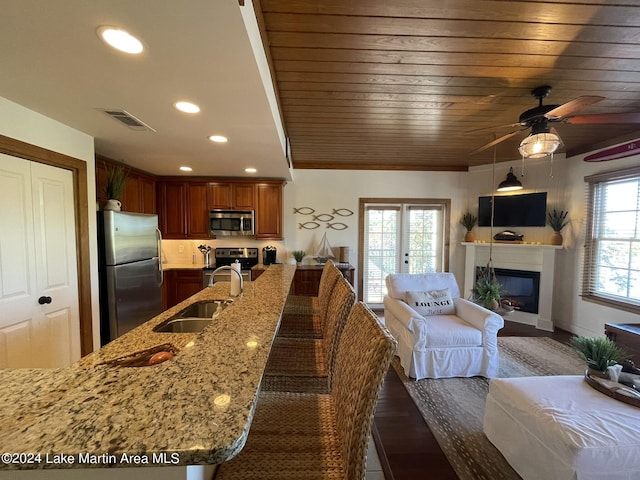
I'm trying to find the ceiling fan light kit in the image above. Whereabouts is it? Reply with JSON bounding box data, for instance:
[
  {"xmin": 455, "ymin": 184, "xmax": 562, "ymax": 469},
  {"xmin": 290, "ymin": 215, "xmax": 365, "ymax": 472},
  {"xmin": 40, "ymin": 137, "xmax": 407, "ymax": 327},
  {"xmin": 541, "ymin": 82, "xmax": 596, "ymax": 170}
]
[
  {"xmin": 497, "ymin": 167, "xmax": 523, "ymax": 192},
  {"xmin": 469, "ymin": 85, "xmax": 640, "ymax": 159},
  {"xmin": 518, "ymin": 132, "xmax": 561, "ymax": 159}
]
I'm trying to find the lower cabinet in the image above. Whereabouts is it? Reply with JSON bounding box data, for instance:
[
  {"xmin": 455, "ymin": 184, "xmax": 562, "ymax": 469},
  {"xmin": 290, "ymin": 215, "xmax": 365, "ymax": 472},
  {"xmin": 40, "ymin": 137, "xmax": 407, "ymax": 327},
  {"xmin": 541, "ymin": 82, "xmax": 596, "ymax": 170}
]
[{"xmin": 163, "ymin": 269, "xmax": 203, "ymax": 310}]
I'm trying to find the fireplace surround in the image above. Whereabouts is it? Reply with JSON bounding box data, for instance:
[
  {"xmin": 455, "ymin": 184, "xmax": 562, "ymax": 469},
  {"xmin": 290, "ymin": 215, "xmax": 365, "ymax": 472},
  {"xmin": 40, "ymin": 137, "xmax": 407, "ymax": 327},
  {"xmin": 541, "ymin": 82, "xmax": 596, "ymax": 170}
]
[{"xmin": 464, "ymin": 242, "xmax": 561, "ymax": 331}]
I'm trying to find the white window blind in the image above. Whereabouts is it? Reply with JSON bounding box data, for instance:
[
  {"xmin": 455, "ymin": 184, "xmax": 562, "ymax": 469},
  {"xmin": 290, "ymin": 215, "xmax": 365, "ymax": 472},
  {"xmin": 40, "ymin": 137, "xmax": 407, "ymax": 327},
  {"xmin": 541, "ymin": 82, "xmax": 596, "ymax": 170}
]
[
  {"xmin": 363, "ymin": 206, "xmax": 400, "ymax": 304},
  {"xmin": 583, "ymin": 166, "xmax": 640, "ymax": 312}
]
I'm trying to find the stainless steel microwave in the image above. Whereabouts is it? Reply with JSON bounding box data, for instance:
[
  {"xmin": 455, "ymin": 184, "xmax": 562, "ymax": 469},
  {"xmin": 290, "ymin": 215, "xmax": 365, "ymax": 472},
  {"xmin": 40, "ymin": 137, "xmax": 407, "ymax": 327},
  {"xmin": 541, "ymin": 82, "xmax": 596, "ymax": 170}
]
[{"xmin": 209, "ymin": 210, "xmax": 255, "ymax": 237}]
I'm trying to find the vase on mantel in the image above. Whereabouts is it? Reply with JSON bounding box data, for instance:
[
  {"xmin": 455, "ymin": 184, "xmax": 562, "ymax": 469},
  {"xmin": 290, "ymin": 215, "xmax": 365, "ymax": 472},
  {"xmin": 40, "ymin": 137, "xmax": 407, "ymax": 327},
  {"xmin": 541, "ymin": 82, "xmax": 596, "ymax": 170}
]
[
  {"xmin": 550, "ymin": 231, "xmax": 563, "ymax": 246},
  {"xmin": 464, "ymin": 231, "xmax": 475, "ymax": 242}
]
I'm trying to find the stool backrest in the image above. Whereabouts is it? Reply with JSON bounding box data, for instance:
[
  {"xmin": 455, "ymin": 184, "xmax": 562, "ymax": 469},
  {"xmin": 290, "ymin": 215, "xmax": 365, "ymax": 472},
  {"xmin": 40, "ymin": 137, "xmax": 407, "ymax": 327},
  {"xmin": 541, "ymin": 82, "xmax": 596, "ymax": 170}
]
[
  {"xmin": 332, "ymin": 302, "xmax": 397, "ymax": 479},
  {"xmin": 318, "ymin": 260, "xmax": 342, "ymax": 321},
  {"xmin": 323, "ymin": 277, "xmax": 355, "ymax": 386}
]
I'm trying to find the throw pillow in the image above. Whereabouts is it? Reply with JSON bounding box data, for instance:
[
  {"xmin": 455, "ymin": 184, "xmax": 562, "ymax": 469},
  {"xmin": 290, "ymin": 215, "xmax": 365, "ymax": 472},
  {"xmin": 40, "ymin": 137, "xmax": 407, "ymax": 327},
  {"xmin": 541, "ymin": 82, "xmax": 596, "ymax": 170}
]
[{"xmin": 405, "ymin": 289, "xmax": 455, "ymax": 315}]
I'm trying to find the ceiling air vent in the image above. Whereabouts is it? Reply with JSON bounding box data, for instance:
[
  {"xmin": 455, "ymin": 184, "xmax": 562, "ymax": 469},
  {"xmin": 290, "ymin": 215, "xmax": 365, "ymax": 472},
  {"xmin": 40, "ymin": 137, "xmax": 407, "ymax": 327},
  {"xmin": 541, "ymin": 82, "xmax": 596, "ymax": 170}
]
[{"xmin": 102, "ymin": 109, "xmax": 156, "ymax": 132}]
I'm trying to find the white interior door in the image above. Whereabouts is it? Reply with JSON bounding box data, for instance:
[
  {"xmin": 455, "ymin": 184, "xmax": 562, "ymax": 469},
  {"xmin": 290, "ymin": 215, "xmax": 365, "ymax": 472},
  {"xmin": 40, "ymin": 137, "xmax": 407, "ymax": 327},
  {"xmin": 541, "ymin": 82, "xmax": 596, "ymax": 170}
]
[
  {"xmin": 363, "ymin": 202, "xmax": 447, "ymax": 305},
  {"xmin": 0, "ymin": 154, "xmax": 80, "ymax": 368}
]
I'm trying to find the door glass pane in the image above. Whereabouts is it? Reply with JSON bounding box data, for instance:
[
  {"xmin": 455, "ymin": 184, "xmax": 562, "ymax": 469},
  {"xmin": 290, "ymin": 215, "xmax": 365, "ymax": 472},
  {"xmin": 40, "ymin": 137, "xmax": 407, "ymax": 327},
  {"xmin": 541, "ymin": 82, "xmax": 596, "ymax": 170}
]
[
  {"xmin": 363, "ymin": 207, "xmax": 399, "ymax": 304},
  {"xmin": 362, "ymin": 201, "xmax": 448, "ymax": 306},
  {"xmin": 406, "ymin": 206, "xmax": 443, "ymax": 273}
]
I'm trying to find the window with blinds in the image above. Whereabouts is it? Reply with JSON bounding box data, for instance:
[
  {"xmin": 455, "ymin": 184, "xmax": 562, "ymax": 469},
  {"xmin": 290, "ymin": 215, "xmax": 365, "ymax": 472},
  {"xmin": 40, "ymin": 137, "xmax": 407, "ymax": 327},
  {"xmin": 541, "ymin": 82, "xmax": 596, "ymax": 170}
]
[{"xmin": 583, "ymin": 166, "xmax": 640, "ymax": 312}]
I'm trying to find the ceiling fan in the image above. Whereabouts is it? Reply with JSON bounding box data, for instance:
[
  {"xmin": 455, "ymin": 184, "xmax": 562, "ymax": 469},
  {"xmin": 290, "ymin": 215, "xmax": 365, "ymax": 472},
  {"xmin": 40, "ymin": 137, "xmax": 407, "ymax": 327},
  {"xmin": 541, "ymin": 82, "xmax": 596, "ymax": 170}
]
[{"xmin": 469, "ymin": 85, "xmax": 640, "ymax": 157}]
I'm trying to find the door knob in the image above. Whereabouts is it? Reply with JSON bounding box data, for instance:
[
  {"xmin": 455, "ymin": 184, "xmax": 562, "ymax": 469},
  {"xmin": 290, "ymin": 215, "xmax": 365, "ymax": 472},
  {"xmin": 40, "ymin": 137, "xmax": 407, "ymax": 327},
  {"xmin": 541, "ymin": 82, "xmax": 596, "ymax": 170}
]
[{"xmin": 38, "ymin": 296, "xmax": 52, "ymax": 305}]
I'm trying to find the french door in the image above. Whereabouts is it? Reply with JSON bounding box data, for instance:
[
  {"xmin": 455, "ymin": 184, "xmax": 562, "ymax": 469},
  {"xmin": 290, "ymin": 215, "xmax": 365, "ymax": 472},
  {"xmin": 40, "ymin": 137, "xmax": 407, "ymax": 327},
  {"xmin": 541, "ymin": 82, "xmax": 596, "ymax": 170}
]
[{"xmin": 360, "ymin": 199, "xmax": 450, "ymax": 306}]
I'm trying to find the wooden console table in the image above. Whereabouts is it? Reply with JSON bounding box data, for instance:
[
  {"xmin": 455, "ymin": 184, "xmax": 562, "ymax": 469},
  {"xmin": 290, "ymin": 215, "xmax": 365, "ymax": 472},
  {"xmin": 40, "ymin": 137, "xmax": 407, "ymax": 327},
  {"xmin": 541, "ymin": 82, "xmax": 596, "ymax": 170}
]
[
  {"xmin": 292, "ymin": 263, "xmax": 354, "ymax": 296},
  {"xmin": 605, "ymin": 323, "xmax": 640, "ymax": 363}
]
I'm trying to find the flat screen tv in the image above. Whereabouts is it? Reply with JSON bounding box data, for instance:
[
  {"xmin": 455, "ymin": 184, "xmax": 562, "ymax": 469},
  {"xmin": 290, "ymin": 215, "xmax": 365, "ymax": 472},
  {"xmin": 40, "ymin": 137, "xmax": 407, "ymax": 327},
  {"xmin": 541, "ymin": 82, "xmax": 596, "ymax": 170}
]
[{"xmin": 478, "ymin": 192, "xmax": 547, "ymax": 227}]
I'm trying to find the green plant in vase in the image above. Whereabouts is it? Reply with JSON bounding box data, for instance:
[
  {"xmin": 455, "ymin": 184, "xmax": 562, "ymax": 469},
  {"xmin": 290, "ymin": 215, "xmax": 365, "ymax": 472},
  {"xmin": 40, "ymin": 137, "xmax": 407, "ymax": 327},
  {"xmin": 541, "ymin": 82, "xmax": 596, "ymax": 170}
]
[
  {"xmin": 104, "ymin": 161, "xmax": 129, "ymax": 211},
  {"xmin": 569, "ymin": 336, "xmax": 629, "ymax": 377},
  {"xmin": 547, "ymin": 208, "xmax": 569, "ymax": 245},
  {"xmin": 472, "ymin": 268, "xmax": 503, "ymax": 310},
  {"xmin": 292, "ymin": 250, "xmax": 306, "ymax": 264},
  {"xmin": 460, "ymin": 211, "xmax": 478, "ymax": 242}
]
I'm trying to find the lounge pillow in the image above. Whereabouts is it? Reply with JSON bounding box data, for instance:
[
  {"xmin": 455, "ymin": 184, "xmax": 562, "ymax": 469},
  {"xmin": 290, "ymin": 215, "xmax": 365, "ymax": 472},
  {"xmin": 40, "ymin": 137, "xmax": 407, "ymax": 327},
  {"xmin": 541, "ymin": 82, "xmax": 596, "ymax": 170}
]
[{"xmin": 405, "ymin": 288, "xmax": 455, "ymax": 316}]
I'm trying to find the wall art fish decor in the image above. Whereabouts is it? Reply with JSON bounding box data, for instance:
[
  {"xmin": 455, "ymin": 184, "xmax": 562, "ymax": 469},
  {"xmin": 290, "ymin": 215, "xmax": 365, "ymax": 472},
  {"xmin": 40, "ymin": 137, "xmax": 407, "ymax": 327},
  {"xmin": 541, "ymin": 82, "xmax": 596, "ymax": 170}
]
[
  {"xmin": 299, "ymin": 221, "xmax": 321, "ymax": 230},
  {"xmin": 326, "ymin": 222, "xmax": 348, "ymax": 230},
  {"xmin": 313, "ymin": 213, "xmax": 334, "ymax": 222},
  {"xmin": 332, "ymin": 208, "xmax": 354, "ymax": 217},
  {"xmin": 294, "ymin": 207, "xmax": 315, "ymax": 215}
]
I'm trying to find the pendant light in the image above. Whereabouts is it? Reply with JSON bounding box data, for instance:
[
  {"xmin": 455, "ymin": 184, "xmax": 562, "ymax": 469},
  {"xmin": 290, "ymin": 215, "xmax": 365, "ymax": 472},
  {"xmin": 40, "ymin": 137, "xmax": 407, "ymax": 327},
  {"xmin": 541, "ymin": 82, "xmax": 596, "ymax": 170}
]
[{"xmin": 497, "ymin": 167, "xmax": 523, "ymax": 192}]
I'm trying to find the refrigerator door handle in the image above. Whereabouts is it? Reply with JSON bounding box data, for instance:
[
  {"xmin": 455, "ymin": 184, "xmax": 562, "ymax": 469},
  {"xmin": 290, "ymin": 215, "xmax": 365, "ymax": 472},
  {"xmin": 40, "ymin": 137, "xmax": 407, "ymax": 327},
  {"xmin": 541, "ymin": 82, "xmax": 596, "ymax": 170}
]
[{"xmin": 156, "ymin": 227, "xmax": 164, "ymax": 286}]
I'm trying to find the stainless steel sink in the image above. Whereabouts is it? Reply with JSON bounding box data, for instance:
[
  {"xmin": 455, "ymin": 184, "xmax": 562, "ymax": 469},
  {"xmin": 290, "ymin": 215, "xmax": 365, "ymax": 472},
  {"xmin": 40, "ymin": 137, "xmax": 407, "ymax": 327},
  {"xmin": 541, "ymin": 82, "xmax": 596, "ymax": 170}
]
[
  {"xmin": 153, "ymin": 299, "xmax": 233, "ymax": 333},
  {"xmin": 153, "ymin": 317, "xmax": 214, "ymax": 333}
]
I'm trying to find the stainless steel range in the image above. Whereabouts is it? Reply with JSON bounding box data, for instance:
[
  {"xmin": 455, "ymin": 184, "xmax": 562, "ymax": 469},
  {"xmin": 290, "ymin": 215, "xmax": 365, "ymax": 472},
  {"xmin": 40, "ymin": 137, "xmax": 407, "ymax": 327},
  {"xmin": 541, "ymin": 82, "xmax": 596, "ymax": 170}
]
[{"xmin": 202, "ymin": 247, "xmax": 259, "ymax": 287}]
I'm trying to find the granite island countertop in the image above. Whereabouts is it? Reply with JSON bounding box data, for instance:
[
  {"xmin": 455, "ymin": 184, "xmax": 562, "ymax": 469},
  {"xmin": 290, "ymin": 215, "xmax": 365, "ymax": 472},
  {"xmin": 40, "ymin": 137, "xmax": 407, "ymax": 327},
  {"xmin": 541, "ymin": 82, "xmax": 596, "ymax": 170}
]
[{"xmin": 0, "ymin": 264, "xmax": 296, "ymax": 471}]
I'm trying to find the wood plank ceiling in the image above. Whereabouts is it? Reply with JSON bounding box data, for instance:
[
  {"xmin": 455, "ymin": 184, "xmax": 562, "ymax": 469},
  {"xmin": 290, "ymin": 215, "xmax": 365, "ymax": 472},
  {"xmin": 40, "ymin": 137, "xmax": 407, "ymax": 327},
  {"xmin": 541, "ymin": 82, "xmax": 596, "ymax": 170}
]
[{"xmin": 257, "ymin": 0, "xmax": 640, "ymax": 171}]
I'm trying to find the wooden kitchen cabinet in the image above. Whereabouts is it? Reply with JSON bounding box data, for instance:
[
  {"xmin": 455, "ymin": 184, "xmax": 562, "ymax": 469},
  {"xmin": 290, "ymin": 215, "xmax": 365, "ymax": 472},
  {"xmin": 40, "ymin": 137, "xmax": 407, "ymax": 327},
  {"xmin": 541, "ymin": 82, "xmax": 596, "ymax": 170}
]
[
  {"xmin": 292, "ymin": 264, "xmax": 355, "ymax": 296},
  {"xmin": 163, "ymin": 269, "xmax": 203, "ymax": 310},
  {"xmin": 95, "ymin": 157, "xmax": 156, "ymax": 214},
  {"xmin": 187, "ymin": 182, "xmax": 209, "ymax": 237},
  {"xmin": 255, "ymin": 182, "xmax": 284, "ymax": 239},
  {"xmin": 208, "ymin": 182, "xmax": 255, "ymax": 210},
  {"xmin": 157, "ymin": 181, "xmax": 208, "ymax": 238},
  {"xmin": 157, "ymin": 182, "xmax": 187, "ymax": 238}
]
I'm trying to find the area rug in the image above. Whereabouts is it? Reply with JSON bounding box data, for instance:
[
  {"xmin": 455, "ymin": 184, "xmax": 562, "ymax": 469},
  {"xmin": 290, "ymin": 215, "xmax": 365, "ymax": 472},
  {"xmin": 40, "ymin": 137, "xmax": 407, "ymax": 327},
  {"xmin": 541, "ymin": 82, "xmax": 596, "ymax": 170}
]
[{"xmin": 392, "ymin": 337, "xmax": 585, "ymax": 480}]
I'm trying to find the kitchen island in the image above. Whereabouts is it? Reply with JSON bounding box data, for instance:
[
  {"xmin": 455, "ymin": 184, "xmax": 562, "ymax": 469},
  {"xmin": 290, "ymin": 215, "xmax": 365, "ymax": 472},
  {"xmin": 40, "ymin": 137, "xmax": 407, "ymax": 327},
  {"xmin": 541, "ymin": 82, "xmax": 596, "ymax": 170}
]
[{"xmin": 0, "ymin": 264, "xmax": 296, "ymax": 480}]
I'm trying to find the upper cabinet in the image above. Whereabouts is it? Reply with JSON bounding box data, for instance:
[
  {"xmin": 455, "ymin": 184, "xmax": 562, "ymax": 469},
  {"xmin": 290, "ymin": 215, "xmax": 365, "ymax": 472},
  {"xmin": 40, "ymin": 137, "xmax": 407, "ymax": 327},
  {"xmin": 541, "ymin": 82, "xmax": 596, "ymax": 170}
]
[
  {"xmin": 208, "ymin": 182, "xmax": 255, "ymax": 210},
  {"xmin": 157, "ymin": 178, "xmax": 284, "ymax": 240},
  {"xmin": 95, "ymin": 158, "xmax": 284, "ymax": 240},
  {"xmin": 255, "ymin": 182, "xmax": 283, "ymax": 239},
  {"xmin": 95, "ymin": 157, "xmax": 156, "ymax": 214},
  {"xmin": 156, "ymin": 181, "xmax": 209, "ymax": 239}
]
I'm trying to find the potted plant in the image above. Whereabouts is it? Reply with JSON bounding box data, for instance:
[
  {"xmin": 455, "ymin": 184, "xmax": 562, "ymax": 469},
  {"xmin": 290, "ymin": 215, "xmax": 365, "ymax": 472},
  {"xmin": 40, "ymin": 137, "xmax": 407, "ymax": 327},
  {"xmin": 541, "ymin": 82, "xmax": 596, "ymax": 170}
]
[
  {"xmin": 472, "ymin": 268, "xmax": 503, "ymax": 310},
  {"xmin": 292, "ymin": 250, "xmax": 306, "ymax": 265},
  {"xmin": 460, "ymin": 211, "xmax": 478, "ymax": 242},
  {"xmin": 104, "ymin": 161, "xmax": 129, "ymax": 211},
  {"xmin": 547, "ymin": 208, "xmax": 569, "ymax": 246},
  {"xmin": 569, "ymin": 336, "xmax": 629, "ymax": 378}
]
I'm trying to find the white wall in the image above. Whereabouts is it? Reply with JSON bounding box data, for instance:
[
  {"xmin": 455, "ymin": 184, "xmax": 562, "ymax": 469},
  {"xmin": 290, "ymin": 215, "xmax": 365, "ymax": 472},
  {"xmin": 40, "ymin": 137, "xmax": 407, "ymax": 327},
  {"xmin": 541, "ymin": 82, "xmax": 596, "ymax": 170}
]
[
  {"xmin": 465, "ymin": 147, "xmax": 640, "ymax": 337},
  {"xmin": 558, "ymin": 147, "xmax": 640, "ymax": 337},
  {"xmin": 283, "ymin": 169, "xmax": 470, "ymax": 295},
  {"xmin": 0, "ymin": 96, "xmax": 100, "ymax": 349}
]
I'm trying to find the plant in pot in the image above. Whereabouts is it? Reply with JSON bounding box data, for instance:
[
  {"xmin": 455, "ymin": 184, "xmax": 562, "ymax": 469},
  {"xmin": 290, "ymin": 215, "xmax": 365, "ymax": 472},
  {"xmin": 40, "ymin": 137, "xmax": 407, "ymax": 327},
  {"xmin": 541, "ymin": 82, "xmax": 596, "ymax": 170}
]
[
  {"xmin": 568, "ymin": 336, "xmax": 629, "ymax": 378},
  {"xmin": 292, "ymin": 250, "xmax": 306, "ymax": 265},
  {"xmin": 547, "ymin": 208, "xmax": 569, "ymax": 246},
  {"xmin": 472, "ymin": 268, "xmax": 503, "ymax": 310},
  {"xmin": 460, "ymin": 211, "xmax": 478, "ymax": 242},
  {"xmin": 104, "ymin": 161, "xmax": 129, "ymax": 211}
]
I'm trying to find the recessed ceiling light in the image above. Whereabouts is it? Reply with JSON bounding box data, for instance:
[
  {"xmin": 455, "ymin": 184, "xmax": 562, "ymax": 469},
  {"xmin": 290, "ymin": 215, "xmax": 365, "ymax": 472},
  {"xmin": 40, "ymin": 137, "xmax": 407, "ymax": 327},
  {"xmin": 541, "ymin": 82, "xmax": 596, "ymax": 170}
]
[
  {"xmin": 179, "ymin": 166, "xmax": 193, "ymax": 172},
  {"xmin": 175, "ymin": 101, "xmax": 200, "ymax": 114},
  {"xmin": 97, "ymin": 26, "xmax": 143, "ymax": 54},
  {"xmin": 245, "ymin": 167, "xmax": 257, "ymax": 173},
  {"xmin": 209, "ymin": 135, "xmax": 228, "ymax": 143}
]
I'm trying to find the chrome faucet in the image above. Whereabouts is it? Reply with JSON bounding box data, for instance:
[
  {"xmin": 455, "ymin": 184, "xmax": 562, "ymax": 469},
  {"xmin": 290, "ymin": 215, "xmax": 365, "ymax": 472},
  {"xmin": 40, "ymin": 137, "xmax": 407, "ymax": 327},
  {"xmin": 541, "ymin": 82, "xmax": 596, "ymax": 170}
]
[{"xmin": 208, "ymin": 265, "xmax": 244, "ymax": 296}]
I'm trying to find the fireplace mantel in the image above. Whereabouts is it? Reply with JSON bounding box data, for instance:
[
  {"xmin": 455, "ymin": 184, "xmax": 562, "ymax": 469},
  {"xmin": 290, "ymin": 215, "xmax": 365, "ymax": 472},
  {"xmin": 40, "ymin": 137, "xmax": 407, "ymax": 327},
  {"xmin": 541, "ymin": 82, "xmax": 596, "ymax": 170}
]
[{"xmin": 462, "ymin": 242, "xmax": 562, "ymax": 331}]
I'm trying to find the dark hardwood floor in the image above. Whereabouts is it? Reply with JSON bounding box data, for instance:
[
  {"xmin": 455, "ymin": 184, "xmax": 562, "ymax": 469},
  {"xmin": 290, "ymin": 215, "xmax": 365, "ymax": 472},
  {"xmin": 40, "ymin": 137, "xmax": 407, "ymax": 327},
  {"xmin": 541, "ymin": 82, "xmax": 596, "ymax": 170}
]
[{"xmin": 372, "ymin": 319, "xmax": 573, "ymax": 480}]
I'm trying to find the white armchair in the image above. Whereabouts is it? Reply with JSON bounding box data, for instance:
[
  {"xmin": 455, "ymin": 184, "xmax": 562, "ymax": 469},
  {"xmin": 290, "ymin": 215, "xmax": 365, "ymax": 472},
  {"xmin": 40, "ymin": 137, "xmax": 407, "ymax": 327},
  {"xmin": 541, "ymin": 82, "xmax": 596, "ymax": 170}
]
[{"xmin": 383, "ymin": 272, "xmax": 504, "ymax": 380}]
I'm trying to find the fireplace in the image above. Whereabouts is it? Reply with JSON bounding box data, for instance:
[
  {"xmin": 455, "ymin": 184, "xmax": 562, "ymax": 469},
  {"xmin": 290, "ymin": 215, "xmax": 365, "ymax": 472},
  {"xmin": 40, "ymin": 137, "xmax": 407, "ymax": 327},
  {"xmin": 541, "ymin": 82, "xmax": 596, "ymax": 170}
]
[
  {"xmin": 494, "ymin": 268, "xmax": 540, "ymax": 314},
  {"xmin": 464, "ymin": 243, "xmax": 559, "ymax": 331}
]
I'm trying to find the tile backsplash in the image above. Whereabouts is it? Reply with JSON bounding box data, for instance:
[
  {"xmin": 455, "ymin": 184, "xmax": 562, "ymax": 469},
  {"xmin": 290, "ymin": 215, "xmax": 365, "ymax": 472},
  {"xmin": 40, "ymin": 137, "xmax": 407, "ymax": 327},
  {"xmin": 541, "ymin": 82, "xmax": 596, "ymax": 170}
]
[{"xmin": 162, "ymin": 239, "xmax": 288, "ymax": 265}]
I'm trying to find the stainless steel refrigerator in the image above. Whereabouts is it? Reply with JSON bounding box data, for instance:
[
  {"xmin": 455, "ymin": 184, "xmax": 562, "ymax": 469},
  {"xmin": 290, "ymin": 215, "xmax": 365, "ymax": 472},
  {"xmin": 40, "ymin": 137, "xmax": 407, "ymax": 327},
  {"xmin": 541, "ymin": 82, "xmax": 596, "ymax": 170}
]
[{"xmin": 98, "ymin": 211, "xmax": 163, "ymax": 344}]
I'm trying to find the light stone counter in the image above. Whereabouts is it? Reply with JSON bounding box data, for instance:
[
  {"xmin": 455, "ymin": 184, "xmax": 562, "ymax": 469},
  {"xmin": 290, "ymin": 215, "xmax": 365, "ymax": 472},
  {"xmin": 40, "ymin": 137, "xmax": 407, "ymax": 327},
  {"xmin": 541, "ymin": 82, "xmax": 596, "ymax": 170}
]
[{"xmin": 0, "ymin": 264, "xmax": 296, "ymax": 471}]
